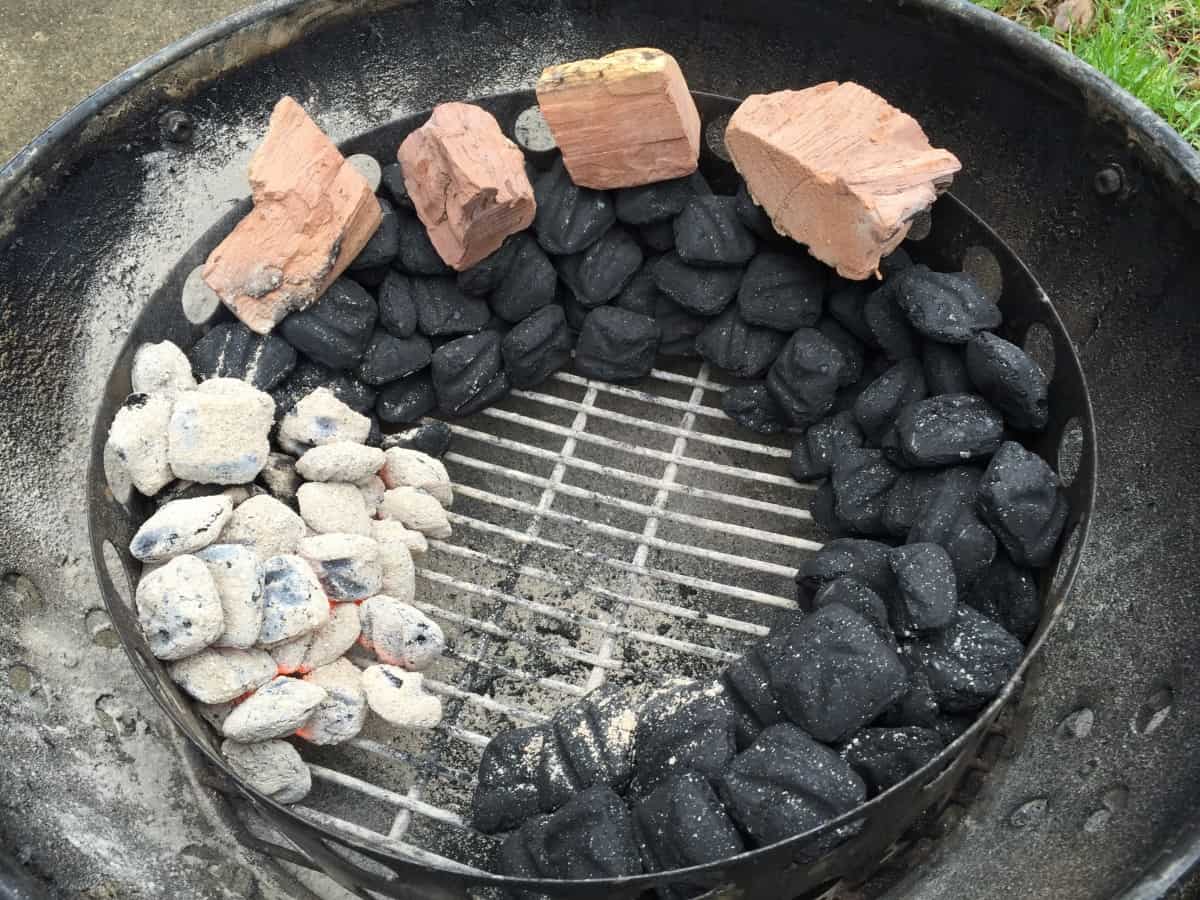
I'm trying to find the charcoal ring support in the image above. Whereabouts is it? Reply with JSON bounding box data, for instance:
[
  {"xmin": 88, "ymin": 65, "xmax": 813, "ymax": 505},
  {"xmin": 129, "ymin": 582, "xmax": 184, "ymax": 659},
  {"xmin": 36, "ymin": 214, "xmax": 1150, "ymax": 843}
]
[
  {"xmin": 83, "ymin": 89, "xmax": 1095, "ymax": 899},
  {"xmin": 0, "ymin": 1, "xmax": 1196, "ymax": 898}
]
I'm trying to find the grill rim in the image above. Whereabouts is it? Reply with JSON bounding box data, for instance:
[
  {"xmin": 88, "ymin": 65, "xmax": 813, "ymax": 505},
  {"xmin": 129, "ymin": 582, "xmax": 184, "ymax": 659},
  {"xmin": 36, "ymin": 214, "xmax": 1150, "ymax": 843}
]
[{"xmin": 84, "ymin": 85, "xmax": 1099, "ymax": 898}]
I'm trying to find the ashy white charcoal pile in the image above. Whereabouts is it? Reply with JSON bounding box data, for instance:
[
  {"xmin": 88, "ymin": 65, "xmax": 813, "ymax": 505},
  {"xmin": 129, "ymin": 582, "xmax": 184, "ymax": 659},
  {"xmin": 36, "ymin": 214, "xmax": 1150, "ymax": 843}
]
[
  {"xmin": 109, "ymin": 345, "xmax": 455, "ymax": 804},
  {"xmin": 103, "ymin": 43, "xmax": 1075, "ymax": 878}
]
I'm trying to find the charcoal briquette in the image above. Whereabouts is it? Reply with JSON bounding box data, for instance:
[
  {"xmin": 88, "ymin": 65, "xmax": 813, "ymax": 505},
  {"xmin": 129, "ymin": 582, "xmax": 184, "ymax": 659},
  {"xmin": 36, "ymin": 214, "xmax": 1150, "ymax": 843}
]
[
  {"xmin": 721, "ymin": 383, "xmax": 786, "ymax": 435},
  {"xmin": 922, "ymin": 341, "xmax": 973, "ymax": 395},
  {"xmin": 354, "ymin": 330, "xmax": 433, "ymax": 386},
  {"xmin": 631, "ymin": 683, "xmax": 736, "ymax": 796},
  {"xmin": 696, "ymin": 307, "xmax": 787, "ymax": 378},
  {"xmin": 809, "ymin": 481, "xmax": 845, "ymax": 536},
  {"xmin": 893, "ymin": 265, "xmax": 1001, "ymax": 343},
  {"xmin": 375, "ymin": 373, "xmax": 438, "ymax": 425},
  {"xmin": 852, "ymin": 358, "xmax": 928, "ymax": 441},
  {"xmin": 501, "ymin": 305, "xmax": 573, "ymax": 389},
  {"xmin": 766, "ymin": 328, "xmax": 847, "ymax": 427},
  {"xmin": 888, "ymin": 542, "xmax": 957, "ymax": 632},
  {"xmin": 411, "ymin": 277, "xmax": 491, "ymax": 337},
  {"xmin": 965, "ymin": 551, "xmax": 1041, "ymax": 642},
  {"xmin": 472, "ymin": 724, "xmax": 548, "ymax": 833},
  {"xmin": 651, "ymin": 251, "xmax": 743, "ymax": 316},
  {"xmin": 890, "ymin": 393, "xmax": 1005, "ymax": 467},
  {"xmin": 278, "ymin": 277, "xmax": 377, "ymax": 370},
  {"xmin": 909, "ymin": 465, "xmax": 997, "ymax": 593},
  {"xmin": 718, "ymin": 723, "xmax": 866, "ymax": 847},
  {"xmin": 456, "ymin": 234, "xmax": 517, "ymax": 297},
  {"xmin": 557, "ymin": 227, "xmax": 643, "ymax": 307},
  {"xmin": 615, "ymin": 175, "xmax": 695, "ymax": 225},
  {"xmin": 640, "ymin": 220, "xmax": 676, "ymax": 252},
  {"xmin": 877, "ymin": 647, "xmax": 941, "ymax": 729},
  {"xmin": 722, "ymin": 638, "xmax": 788, "ymax": 749},
  {"xmin": 559, "ymin": 282, "xmax": 590, "ymax": 332},
  {"xmin": 976, "ymin": 440, "xmax": 1069, "ymax": 567},
  {"xmin": 348, "ymin": 196, "xmax": 400, "ymax": 270},
  {"xmin": 395, "ymin": 209, "xmax": 452, "ymax": 275},
  {"xmin": 812, "ymin": 576, "xmax": 893, "ymax": 643},
  {"xmin": 737, "ymin": 251, "xmax": 826, "ymax": 331},
  {"xmin": 552, "ymin": 696, "xmax": 635, "ymax": 795},
  {"xmin": 188, "ymin": 321, "xmax": 296, "ymax": 391},
  {"xmin": 841, "ymin": 726, "xmax": 943, "ymax": 794},
  {"xmin": 796, "ymin": 538, "xmax": 897, "ymax": 603},
  {"xmin": 828, "ymin": 282, "xmax": 878, "ymax": 347},
  {"xmin": 879, "ymin": 247, "xmax": 914, "ymax": 279},
  {"xmin": 271, "ymin": 360, "xmax": 377, "ymax": 421},
  {"xmin": 674, "ymin": 195, "xmax": 757, "ymax": 267},
  {"xmin": 348, "ymin": 264, "xmax": 390, "ymax": 289},
  {"xmin": 864, "ymin": 283, "xmax": 919, "ymax": 360},
  {"xmin": 574, "ymin": 306, "xmax": 660, "ymax": 382},
  {"xmin": 377, "ymin": 271, "xmax": 419, "ymax": 338},
  {"xmin": 816, "ymin": 317, "xmax": 865, "ymax": 387},
  {"xmin": 966, "ymin": 332, "xmax": 1050, "ymax": 431},
  {"xmin": 735, "ymin": 182, "xmax": 778, "ymax": 241},
  {"xmin": 767, "ymin": 603, "xmax": 908, "ymax": 743},
  {"xmin": 379, "ymin": 162, "xmax": 414, "ymax": 210},
  {"xmin": 614, "ymin": 267, "xmax": 660, "ymax": 317},
  {"xmin": 430, "ymin": 330, "xmax": 510, "ymax": 417},
  {"xmin": 914, "ymin": 605, "xmax": 1023, "ymax": 714},
  {"xmin": 533, "ymin": 158, "xmax": 615, "ymax": 255},
  {"xmin": 633, "ymin": 771, "xmax": 746, "ymax": 877},
  {"xmin": 380, "ymin": 418, "xmax": 451, "ymax": 458},
  {"xmin": 489, "ymin": 234, "xmax": 558, "ymax": 323},
  {"xmin": 830, "ymin": 448, "xmax": 901, "ymax": 536},
  {"xmin": 789, "ymin": 411, "xmax": 865, "ymax": 482},
  {"xmin": 881, "ymin": 468, "xmax": 943, "ymax": 538}
]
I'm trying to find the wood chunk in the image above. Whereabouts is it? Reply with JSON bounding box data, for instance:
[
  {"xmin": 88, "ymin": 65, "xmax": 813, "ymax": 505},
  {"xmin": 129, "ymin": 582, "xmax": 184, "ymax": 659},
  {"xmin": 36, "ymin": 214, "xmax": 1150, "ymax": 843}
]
[
  {"xmin": 202, "ymin": 97, "xmax": 381, "ymax": 334},
  {"xmin": 398, "ymin": 103, "xmax": 535, "ymax": 272},
  {"xmin": 536, "ymin": 48, "xmax": 701, "ymax": 190},
  {"xmin": 725, "ymin": 83, "xmax": 961, "ymax": 280}
]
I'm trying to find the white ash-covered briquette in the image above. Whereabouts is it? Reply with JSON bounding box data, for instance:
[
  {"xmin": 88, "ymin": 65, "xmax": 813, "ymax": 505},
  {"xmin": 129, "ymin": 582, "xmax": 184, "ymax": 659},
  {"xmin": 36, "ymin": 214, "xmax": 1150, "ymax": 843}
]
[
  {"xmin": 277, "ymin": 387, "xmax": 371, "ymax": 456},
  {"xmin": 195, "ymin": 544, "xmax": 264, "ymax": 649},
  {"xmin": 297, "ymin": 482, "xmax": 373, "ymax": 536},
  {"xmin": 221, "ymin": 675, "xmax": 328, "ymax": 742},
  {"xmin": 131, "ymin": 340, "xmax": 197, "ymax": 398},
  {"xmin": 259, "ymin": 452, "xmax": 302, "ymax": 501},
  {"xmin": 130, "ymin": 494, "xmax": 234, "ymax": 562},
  {"xmin": 220, "ymin": 494, "xmax": 307, "ymax": 558},
  {"xmin": 106, "ymin": 393, "xmax": 174, "ymax": 497},
  {"xmin": 257, "ymin": 555, "xmax": 329, "ymax": 647},
  {"xmin": 298, "ymin": 658, "xmax": 368, "ymax": 745},
  {"xmin": 370, "ymin": 520, "xmax": 417, "ymax": 601},
  {"xmin": 361, "ymin": 665, "xmax": 443, "ymax": 728},
  {"xmin": 270, "ymin": 601, "xmax": 361, "ymax": 675},
  {"xmin": 359, "ymin": 596, "xmax": 445, "ymax": 671},
  {"xmin": 378, "ymin": 486, "xmax": 451, "ymax": 539},
  {"xmin": 168, "ymin": 646, "xmax": 276, "ymax": 703},
  {"xmin": 135, "ymin": 555, "xmax": 225, "ymax": 660},
  {"xmin": 168, "ymin": 378, "xmax": 275, "ymax": 485},
  {"xmin": 295, "ymin": 442, "xmax": 385, "ymax": 483},
  {"xmin": 379, "ymin": 448, "xmax": 453, "ymax": 506},
  {"xmin": 298, "ymin": 533, "xmax": 382, "ymax": 600},
  {"xmin": 221, "ymin": 739, "xmax": 312, "ymax": 804},
  {"xmin": 358, "ymin": 475, "xmax": 385, "ymax": 514}
]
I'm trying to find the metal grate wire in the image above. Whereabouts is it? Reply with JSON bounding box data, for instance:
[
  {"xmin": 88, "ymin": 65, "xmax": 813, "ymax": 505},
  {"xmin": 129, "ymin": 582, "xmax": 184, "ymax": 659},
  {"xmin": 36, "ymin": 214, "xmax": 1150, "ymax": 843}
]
[{"xmin": 287, "ymin": 359, "xmax": 824, "ymax": 874}]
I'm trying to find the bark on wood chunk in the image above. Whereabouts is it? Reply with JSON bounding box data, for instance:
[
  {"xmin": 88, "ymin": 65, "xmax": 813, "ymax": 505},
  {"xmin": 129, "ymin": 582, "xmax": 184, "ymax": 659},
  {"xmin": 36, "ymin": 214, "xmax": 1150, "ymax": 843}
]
[
  {"xmin": 536, "ymin": 48, "xmax": 701, "ymax": 190},
  {"xmin": 397, "ymin": 103, "xmax": 535, "ymax": 272},
  {"xmin": 202, "ymin": 97, "xmax": 382, "ymax": 334},
  {"xmin": 725, "ymin": 83, "xmax": 961, "ymax": 280}
]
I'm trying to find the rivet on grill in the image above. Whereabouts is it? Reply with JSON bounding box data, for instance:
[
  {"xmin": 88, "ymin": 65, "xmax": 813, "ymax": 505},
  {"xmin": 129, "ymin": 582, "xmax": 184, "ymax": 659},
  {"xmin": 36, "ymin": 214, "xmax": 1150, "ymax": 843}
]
[
  {"xmin": 1093, "ymin": 164, "xmax": 1125, "ymax": 197},
  {"xmin": 1008, "ymin": 798, "xmax": 1049, "ymax": 828},
  {"xmin": 160, "ymin": 109, "xmax": 194, "ymax": 144}
]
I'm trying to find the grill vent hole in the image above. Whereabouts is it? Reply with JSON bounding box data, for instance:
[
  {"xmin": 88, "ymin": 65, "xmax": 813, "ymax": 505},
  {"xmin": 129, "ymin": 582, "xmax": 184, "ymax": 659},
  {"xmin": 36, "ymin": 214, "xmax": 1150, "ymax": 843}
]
[
  {"xmin": 961, "ymin": 245, "xmax": 1002, "ymax": 303},
  {"xmin": 513, "ymin": 106, "xmax": 556, "ymax": 153},
  {"xmin": 705, "ymin": 115, "xmax": 731, "ymax": 161},
  {"xmin": 1023, "ymin": 321, "xmax": 1056, "ymax": 384},
  {"xmin": 1058, "ymin": 418, "xmax": 1083, "ymax": 486}
]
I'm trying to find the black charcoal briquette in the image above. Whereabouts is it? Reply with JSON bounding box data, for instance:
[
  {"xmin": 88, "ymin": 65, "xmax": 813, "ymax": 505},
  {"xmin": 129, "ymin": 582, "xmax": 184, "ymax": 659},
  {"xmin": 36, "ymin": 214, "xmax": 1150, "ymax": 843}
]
[
  {"xmin": 766, "ymin": 328, "xmax": 847, "ymax": 427},
  {"xmin": 853, "ymin": 358, "xmax": 928, "ymax": 442},
  {"xmin": 830, "ymin": 448, "xmax": 901, "ymax": 536},
  {"xmin": 909, "ymin": 465, "xmax": 997, "ymax": 593},
  {"xmin": 965, "ymin": 551, "xmax": 1041, "ymax": 642},
  {"xmin": 411, "ymin": 277, "xmax": 491, "ymax": 337},
  {"xmin": 631, "ymin": 684, "xmax": 736, "ymax": 796},
  {"xmin": 976, "ymin": 440, "xmax": 1069, "ymax": 567},
  {"xmin": 922, "ymin": 341, "xmax": 973, "ymax": 395},
  {"xmin": 652, "ymin": 251, "xmax": 743, "ymax": 316},
  {"xmin": 348, "ymin": 196, "xmax": 400, "ymax": 270},
  {"xmin": 465, "ymin": 233, "xmax": 558, "ymax": 324},
  {"xmin": 516, "ymin": 785, "xmax": 642, "ymax": 881},
  {"xmin": 614, "ymin": 268, "xmax": 661, "ymax": 317},
  {"xmin": 879, "ymin": 247, "xmax": 914, "ymax": 279},
  {"xmin": 278, "ymin": 277, "xmax": 377, "ymax": 370},
  {"xmin": 654, "ymin": 295, "xmax": 705, "ymax": 357},
  {"xmin": 533, "ymin": 159, "xmax": 615, "ymax": 255},
  {"xmin": 696, "ymin": 307, "xmax": 787, "ymax": 378},
  {"xmin": 472, "ymin": 724, "xmax": 548, "ymax": 833},
  {"xmin": 188, "ymin": 321, "xmax": 296, "ymax": 391},
  {"xmin": 812, "ymin": 576, "xmax": 893, "ymax": 643},
  {"xmin": 457, "ymin": 235, "xmax": 517, "ymax": 297},
  {"xmin": 809, "ymin": 481, "xmax": 845, "ymax": 536},
  {"xmin": 890, "ymin": 393, "xmax": 1005, "ymax": 467},
  {"xmin": 734, "ymin": 182, "xmax": 778, "ymax": 240},
  {"xmin": 381, "ymin": 417, "xmax": 451, "ymax": 457},
  {"xmin": 379, "ymin": 162, "xmax": 413, "ymax": 210},
  {"xmin": 557, "ymin": 227, "xmax": 643, "ymax": 307},
  {"xmin": 721, "ymin": 383, "xmax": 786, "ymax": 435},
  {"xmin": 828, "ymin": 282, "xmax": 878, "ymax": 347},
  {"xmin": 574, "ymin": 307, "xmax": 660, "ymax": 382},
  {"xmin": 633, "ymin": 771, "xmax": 746, "ymax": 877},
  {"xmin": 881, "ymin": 468, "xmax": 943, "ymax": 537},
  {"xmin": 966, "ymin": 332, "xmax": 1050, "ymax": 431},
  {"xmin": 796, "ymin": 538, "xmax": 897, "ymax": 602},
  {"xmin": 375, "ymin": 372, "xmax": 437, "ymax": 425},
  {"xmin": 722, "ymin": 638, "xmax": 788, "ymax": 749},
  {"xmin": 790, "ymin": 411, "xmax": 865, "ymax": 482},
  {"xmin": 430, "ymin": 330, "xmax": 509, "ymax": 417},
  {"xmin": 888, "ymin": 542, "xmax": 957, "ymax": 632},
  {"xmin": 737, "ymin": 251, "xmax": 826, "ymax": 331},
  {"xmin": 842, "ymin": 726, "xmax": 943, "ymax": 794},
  {"xmin": 893, "ymin": 265, "xmax": 1001, "ymax": 343},
  {"xmin": 674, "ymin": 195, "xmax": 757, "ymax": 267},
  {"xmin": 816, "ymin": 317, "xmax": 866, "ymax": 387},
  {"xmin": 501, "ymin": 305, "xmax": 573, "ymax": 389},
  {"xmin": 271, "ymin": 359, "xmax": 377, "ymax": 420},
  {"xmin": 640, "ymin": 220, "xmax": 676, "ymax": 252},
  {"xmin": 378, "ymin": 270, "xmax": 418, "ymax": 338},
  {"xmin": 354, "ymin": 330, "xmax": 432, "ymax": 385},
  {"xmin": 615, "ymin": 175, "xmax": 695, "ymax": 224},
  {"xmin": 914, "ymin": 605, "xmax": 1023, "ymax": 714},
  {"xmin": 395, "ymin": 208, "xmax": 453, "ymax": 275},
  {"xmin": 864, "ymin": 283, "xmax": 919, "ymax": 360}
]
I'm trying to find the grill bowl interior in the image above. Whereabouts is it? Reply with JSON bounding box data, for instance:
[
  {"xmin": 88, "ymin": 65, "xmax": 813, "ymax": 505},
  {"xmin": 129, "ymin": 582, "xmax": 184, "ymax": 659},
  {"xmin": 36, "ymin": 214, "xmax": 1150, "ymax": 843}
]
[{"xmin": 87, "ymin": 90, "xmax": 1096, "ymax": 898}]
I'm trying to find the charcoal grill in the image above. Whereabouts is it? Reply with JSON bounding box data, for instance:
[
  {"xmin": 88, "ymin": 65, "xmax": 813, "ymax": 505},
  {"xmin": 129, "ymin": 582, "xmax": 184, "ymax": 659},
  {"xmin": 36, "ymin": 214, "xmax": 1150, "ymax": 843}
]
[{"xmin": 2, "ymin": 2, "xmax": 1198, "ymax": 899}]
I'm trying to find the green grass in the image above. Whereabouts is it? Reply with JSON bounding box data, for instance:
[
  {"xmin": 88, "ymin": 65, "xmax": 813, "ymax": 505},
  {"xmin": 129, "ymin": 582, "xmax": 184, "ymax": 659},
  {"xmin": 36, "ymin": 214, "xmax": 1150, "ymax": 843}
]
[{"xmin": 976, "ymin": 0, "xmax": 1200, "ymax": 148}]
